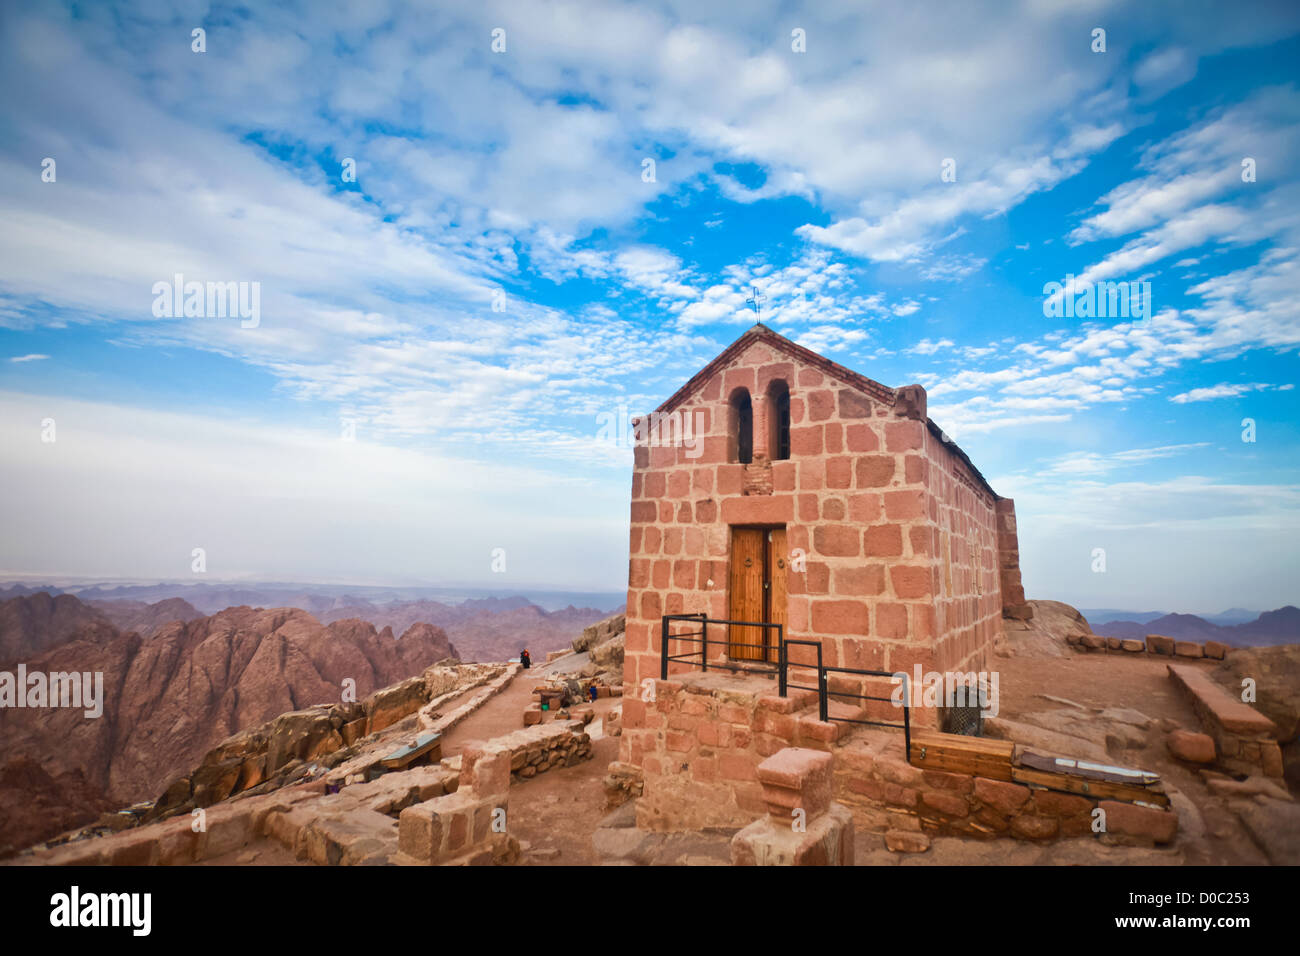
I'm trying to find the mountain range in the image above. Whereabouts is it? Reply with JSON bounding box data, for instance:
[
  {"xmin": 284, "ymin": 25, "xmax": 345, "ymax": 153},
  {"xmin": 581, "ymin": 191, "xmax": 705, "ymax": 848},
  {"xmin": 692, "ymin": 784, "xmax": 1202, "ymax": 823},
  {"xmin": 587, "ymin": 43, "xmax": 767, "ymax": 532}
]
[
  {"xmin": 1089, "ymin": 606, "xmax": 1300, "ymax": 647},
  {"xmin": 0, "ymin": 592, "xmax": 458, "ymax": 854},
  {"xmin": 0, "ymin": 584, "xmax": 617, "ymax": 855}
]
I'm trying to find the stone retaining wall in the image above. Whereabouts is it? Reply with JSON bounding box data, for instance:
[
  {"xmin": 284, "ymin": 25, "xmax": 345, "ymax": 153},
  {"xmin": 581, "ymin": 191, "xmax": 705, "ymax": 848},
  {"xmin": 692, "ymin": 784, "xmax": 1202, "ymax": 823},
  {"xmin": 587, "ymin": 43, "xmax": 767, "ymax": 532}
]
[
  {"xmin": 442, "ymin": 721, "xmax": 593, "ymax": 782},
  {"xmin": 834, "ymin": 734, "xmax": 1178, "ymax": 847},
  {"xmin": 1167, "ymin": 664, "xmax": 1283, "ymax": 778},
  {"xmin": 1066, "ymin": 632, "xmax": 1229, "ymax": 660}
]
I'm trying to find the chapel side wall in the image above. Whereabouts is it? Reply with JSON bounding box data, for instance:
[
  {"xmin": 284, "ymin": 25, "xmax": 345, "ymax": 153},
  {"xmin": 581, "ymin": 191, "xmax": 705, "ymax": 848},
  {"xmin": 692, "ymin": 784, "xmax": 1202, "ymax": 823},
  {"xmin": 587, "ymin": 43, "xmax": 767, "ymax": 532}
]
[{"xmin": 920, "ymin": 428, "xmax": 1002, "ymax": 678}]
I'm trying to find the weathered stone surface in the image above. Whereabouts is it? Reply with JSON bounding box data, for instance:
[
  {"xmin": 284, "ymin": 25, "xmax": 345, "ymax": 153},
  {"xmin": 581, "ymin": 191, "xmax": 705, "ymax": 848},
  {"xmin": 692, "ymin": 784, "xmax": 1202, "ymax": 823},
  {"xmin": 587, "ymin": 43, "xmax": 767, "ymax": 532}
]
[
  {"xmin": 367, "ymin": 677, "xmax": 429, "ymax": 734},
  {"xmin": 1203, "ymin": 641, "xmax": 1229, "ymax": 660},
  {"xmin": 973, "ymin": 777, "xmax": 1031, "ymax": 815},
  {"xmin": 1098, "ymin": 800, "xmax": 1178, "ymax": 845},
  {"xmin": 1174, "ymin": 641, "xmax": 1204, "ymax": 659},
  {"xmin": 1146, "ymin": 634, "xmax": 1175, "ymax": 655},
  {"xmin": 731, "ymin": 802, "xmax": 855, "ymax": 865},
  {"xmin": 1010, "ymin": 814, "xmax": 1059, "ymax": 841},
  {"xmin": 1166, "ymin": 729, "xmax": 1216, "ymax": 764},
  {"xmin": 884, "ymin": 829, "xmax": 930, "ymax": 853}
]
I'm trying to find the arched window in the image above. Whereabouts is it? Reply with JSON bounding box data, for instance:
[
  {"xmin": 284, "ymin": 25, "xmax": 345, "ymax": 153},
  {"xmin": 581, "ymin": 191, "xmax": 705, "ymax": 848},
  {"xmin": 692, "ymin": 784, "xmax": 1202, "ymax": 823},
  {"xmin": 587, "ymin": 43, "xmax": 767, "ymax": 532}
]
[
  {"xmin": 767, "ymin": 380, "xmax": 790, "ymax": 460},
  {"xmin": 729, "ymin": 388, "xmax": 753, "ymax": 464}
]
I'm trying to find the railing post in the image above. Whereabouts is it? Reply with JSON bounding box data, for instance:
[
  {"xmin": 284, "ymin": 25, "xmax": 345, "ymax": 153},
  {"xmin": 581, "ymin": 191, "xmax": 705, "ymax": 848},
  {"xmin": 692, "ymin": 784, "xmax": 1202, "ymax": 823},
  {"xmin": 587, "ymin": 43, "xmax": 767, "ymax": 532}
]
[
  {"xmin": 902, "ymin": 672, "xmax": 911, "ymax": 754},
  {"xmin": 701, "ymin": 618, "xmax": 708, "ymax": 673},
  {"xmin": 777, "ymin": 625, "xmax": 787, "ymax": 696},
  {"xmin": 660, "ymin": 615, "xmax": 669, "ymax": 680},
  {"xmin": 818, "ymin": 666, "xmax": 829, "ymax": 724}
]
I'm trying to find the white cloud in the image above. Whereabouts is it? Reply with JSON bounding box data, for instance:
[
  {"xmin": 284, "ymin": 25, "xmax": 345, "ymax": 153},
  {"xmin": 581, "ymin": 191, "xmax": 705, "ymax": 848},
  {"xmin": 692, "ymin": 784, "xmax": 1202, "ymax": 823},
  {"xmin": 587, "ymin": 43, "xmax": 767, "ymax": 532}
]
[{"xmin": 1170, "ymin": 382, "xmax": 1291, "ymax": 403}]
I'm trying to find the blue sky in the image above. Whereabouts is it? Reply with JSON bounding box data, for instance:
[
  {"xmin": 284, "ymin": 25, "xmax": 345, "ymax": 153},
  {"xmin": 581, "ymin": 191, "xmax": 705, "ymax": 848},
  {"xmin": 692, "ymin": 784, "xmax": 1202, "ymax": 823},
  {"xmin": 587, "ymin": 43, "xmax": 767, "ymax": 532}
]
[{"xmin": 1, "ymin": 0, "xmax": 1297, "ymax": 612}]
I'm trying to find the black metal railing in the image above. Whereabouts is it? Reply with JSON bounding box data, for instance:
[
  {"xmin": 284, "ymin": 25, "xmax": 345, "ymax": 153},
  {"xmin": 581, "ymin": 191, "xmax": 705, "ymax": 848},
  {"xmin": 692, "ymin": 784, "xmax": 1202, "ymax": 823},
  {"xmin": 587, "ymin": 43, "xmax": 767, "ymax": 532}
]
[
  {"xmin": 659, "ymin": 614, "xmax": 910, "ymax": 749},
  {"xmin": 660, "ymin": 613, "xmax": 785, "ymax": 680},
  {"xmin": 817, "ymin": 665, "xmax": 911, "ymax": 754}
]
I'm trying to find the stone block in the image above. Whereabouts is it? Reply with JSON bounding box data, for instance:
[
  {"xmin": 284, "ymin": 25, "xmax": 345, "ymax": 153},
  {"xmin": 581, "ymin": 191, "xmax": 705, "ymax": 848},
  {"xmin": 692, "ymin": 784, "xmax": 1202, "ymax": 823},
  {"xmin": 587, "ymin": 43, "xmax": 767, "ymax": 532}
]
[
  {"xmin": 884, "ymin": 829, "xmax": 930, "ymax": 853},
  {"xmin": 1098, "ymin": 800, "xmax": 1178, "ymax": 845},
  {"xmin": 731, "ymin": 802, "xmax": 855, "ymax": 865},
  {"xmin": 973, "ymin": 777, "xmax": 1030, "ymax": 815},
  {"xmin": 1166, "ymin": 729, "xmax": 1216, "ymax": 764},
  {"xmin": 756, "ymin": 748, "xmax": 834, "ymax": 820},
  {"xmin": 1146, "ymin": 634, "xmax": 1175, "ymax": 656},
  {"xmin": 1010, "ymin": 814, "xmax": 1059, "ymax": 841}
]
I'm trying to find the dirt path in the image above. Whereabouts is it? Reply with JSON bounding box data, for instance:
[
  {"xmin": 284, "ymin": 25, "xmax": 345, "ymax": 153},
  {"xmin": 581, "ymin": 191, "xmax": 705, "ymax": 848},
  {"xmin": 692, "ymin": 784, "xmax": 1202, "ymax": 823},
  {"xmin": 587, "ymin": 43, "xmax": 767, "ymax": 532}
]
[{"xmin": 435, "ymin": 654, "xmax": 624, "ymax": 863}]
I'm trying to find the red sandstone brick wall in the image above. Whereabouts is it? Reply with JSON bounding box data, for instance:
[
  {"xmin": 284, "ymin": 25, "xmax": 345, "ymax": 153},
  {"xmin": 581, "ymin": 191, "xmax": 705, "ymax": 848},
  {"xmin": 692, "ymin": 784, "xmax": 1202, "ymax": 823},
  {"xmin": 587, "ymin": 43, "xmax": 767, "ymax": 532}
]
[
  {"xmin": 620, "ymin": 337, "xmax": 1009, "ymax": 762},
  {"xmin": 921, "ymin": 427, "xmax": 1002, "ymax": 677}
]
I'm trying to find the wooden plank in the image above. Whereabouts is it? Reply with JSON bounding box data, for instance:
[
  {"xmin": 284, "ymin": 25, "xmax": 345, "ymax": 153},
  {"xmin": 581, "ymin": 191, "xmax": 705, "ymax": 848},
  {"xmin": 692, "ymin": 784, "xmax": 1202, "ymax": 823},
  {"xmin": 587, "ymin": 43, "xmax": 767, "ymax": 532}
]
[
  {"xmin": 912, "ymin": 730, "xmax": 1013, "ymax": 758},
  {"xmin": 908, "ymin": 730, "xmax": 1015, "ymax": 782},
  {"xmin": 1011, "ymin": 765, "xmax": 1169, "ymax": 808}
]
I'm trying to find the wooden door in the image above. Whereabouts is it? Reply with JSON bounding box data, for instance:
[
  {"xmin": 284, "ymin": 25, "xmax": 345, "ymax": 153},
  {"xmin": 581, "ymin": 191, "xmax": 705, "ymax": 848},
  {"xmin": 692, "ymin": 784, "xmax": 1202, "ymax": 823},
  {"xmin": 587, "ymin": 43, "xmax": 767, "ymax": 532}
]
[
  {"xmin": 729, "ymin": 528, "xmax": 765, "ymax": 659},
  {"xmin": 767, "ymin": 528, "xmax": 788, "ymax": 649}
]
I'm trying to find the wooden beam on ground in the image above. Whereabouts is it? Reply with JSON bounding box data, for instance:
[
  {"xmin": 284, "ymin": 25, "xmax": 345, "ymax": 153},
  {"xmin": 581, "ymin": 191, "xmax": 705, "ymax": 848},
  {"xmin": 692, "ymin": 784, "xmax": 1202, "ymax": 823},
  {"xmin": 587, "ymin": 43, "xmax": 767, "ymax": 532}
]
[
  {"xmin": 908, "ymin": 729, "xmax": 1015, "ymax": 781},
  {"xmin": 1013, "ymin": 751, "xmax": 1169, "ymax": 808}
]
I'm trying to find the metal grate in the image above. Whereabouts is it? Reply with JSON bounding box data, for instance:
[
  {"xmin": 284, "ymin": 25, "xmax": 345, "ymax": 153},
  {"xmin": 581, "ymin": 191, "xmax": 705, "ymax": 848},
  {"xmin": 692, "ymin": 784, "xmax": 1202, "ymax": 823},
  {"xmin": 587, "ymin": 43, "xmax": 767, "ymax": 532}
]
[{"xmin": 943, "ymin": 704, "xmax": 983, "ymax": 737}]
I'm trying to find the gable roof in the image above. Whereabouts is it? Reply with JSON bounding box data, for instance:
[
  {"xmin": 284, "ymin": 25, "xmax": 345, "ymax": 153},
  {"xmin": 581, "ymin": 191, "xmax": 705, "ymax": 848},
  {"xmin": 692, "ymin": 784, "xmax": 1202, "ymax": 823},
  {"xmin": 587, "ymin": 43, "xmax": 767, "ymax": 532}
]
[
  {"xmin": 655, "ymin": 323, "xmax": 896, "ymax": 415},
  {"xmin": 654, "ymin": 324, "xmax": 1002, "ymax": 501}
]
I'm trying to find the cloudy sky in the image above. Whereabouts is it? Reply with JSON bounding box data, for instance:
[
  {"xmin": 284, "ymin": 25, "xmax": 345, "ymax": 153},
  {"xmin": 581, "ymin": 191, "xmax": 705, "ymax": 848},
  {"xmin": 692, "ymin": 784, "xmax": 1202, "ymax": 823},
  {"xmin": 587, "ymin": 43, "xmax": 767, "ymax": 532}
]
[{"xmin": 1, "ymin": 0, "xmax": 1297, "ymax": 612}]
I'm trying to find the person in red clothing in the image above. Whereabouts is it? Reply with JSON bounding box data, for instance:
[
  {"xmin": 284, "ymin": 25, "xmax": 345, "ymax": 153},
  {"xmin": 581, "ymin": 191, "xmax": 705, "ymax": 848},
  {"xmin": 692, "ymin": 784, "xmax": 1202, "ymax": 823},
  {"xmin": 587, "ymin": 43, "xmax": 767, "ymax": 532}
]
[{"xmin": 520, "ymin": 648, "xmax": 531, "ymax": 669}]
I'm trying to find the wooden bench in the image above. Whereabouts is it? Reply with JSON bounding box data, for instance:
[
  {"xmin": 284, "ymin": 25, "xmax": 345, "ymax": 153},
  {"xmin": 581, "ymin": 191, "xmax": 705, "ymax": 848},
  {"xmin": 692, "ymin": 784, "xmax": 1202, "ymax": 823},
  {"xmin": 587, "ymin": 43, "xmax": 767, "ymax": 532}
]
[{"xmin": 378, "ymin": 732, "xmax": 442, "ymax": 771}]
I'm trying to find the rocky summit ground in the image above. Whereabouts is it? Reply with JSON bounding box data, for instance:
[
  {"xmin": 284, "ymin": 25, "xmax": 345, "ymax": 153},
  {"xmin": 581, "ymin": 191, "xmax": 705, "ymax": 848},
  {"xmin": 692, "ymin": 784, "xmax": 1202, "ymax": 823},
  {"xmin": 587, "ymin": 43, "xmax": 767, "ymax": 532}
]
[{"xmin": 8, "ymin": 601, "xmax": 1297, "ymax": 866}]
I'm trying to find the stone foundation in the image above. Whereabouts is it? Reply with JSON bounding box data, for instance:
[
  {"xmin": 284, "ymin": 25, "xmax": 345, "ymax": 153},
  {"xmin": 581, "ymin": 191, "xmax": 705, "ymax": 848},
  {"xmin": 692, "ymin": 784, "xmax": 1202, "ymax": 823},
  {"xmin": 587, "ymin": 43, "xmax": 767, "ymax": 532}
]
[{"xmin": 625, "ymin": 672, "xmax": 845, "ymax": 831}]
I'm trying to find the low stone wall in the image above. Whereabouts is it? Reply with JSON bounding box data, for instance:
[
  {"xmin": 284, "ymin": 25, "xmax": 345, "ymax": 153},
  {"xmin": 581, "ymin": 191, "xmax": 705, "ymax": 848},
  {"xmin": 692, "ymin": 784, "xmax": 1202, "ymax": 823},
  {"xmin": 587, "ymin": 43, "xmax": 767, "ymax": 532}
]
[
  {"xmin": 442, "ymin": 722, "xmax": 593, "ymax": 782},
  {"xmin": 623, "ymin": 672, "xmax": 847, "ymax": 831},
  {"xmin": 833, "ymin": 733, "xmax": 1178, "ymax": 847},
  {"xmin": 1066, "ymin": 632, "xmax": 1229, "ymax": 660},
  {"xmin": 396, "ymin": 744, "xmax": 518, "ymax": 866},
  {"xmin": 1167, "ymin": 664, "xmax": 1283, "ymax": 777},
  {"xmin": 415, "ymin": 664, "xmax": 519, "ymax": 736}
]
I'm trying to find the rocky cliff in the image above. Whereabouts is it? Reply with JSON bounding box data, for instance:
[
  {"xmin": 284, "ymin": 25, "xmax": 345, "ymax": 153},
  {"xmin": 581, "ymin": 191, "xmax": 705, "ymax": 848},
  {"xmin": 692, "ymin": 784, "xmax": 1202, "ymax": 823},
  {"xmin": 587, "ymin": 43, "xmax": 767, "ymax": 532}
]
[{"xmin": 0, "ymin": 594, "xmax": 457, "ymax": 855}]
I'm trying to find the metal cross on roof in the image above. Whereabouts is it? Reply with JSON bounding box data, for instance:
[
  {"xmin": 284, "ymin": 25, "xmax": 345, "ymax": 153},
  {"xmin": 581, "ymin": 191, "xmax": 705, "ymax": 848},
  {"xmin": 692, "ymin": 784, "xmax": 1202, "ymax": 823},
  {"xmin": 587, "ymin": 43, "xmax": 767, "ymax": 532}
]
[{"xmin": 746, "ymin": 285, "xmax": 767, "ymax": 315}]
